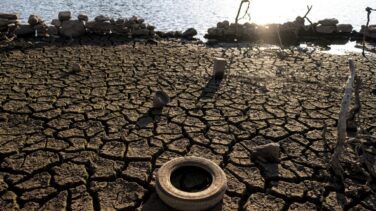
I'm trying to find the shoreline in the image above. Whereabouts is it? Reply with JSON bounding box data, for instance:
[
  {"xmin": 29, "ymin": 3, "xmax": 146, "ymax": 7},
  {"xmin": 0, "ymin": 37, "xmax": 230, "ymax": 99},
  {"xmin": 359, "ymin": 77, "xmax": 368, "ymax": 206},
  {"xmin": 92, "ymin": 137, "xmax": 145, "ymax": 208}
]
[{"xmin": 1, "ymin": 11, "xmax": 376, "ymax": 53}]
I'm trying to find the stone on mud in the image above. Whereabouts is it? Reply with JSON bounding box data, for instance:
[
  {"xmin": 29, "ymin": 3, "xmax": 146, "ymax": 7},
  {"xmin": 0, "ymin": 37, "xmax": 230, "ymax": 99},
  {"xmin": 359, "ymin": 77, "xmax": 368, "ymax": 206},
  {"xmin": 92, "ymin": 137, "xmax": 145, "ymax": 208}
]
[
  {"xmin": 47, "ymin": 26, "xmax": 58, "ymax": 36},
  {"xmin": 252, "ymin": 142, "xmax": 280, "ymax": 163}
]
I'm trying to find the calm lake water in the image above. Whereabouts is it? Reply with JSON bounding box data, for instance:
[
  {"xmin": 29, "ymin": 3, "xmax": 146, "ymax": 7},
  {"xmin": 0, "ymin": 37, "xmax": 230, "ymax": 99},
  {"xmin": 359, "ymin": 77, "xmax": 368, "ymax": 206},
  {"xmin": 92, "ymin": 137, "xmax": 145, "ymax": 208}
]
[{"xmin": 1, "ymin": 0, "xmax": 375, "ymax": 47}]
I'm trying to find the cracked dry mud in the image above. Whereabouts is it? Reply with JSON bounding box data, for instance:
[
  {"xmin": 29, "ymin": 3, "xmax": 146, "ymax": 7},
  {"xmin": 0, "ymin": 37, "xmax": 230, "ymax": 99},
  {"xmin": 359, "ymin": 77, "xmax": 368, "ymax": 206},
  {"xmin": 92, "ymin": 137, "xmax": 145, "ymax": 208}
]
[{"xmin": 0, "ymin": 37, "xmax": 376, "ymax": 210}]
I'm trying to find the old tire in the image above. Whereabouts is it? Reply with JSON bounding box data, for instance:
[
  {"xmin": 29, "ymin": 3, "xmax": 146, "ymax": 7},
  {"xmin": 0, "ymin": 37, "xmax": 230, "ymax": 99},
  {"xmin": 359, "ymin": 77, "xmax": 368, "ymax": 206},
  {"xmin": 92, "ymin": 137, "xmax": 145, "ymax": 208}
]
[{"xmin": 156, "ymin": 156, "xmax": 227, "ymax": 211}]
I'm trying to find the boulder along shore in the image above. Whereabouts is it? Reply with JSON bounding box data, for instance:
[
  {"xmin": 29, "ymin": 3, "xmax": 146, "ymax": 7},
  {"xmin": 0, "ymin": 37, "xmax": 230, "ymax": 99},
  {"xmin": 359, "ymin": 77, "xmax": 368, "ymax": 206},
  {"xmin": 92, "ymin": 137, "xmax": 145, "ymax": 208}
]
[{"xmin": 1, "ymin": 11, "xmax": 376, "ymax": 45}]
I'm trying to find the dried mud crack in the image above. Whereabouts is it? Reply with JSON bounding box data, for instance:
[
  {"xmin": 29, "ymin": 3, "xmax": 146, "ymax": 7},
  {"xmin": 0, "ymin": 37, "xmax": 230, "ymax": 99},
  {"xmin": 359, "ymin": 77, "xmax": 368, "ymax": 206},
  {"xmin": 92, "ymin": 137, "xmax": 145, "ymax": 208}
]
[{"xmin": 0, "ymin": 37, "xmax": 375, "ymax": 210}]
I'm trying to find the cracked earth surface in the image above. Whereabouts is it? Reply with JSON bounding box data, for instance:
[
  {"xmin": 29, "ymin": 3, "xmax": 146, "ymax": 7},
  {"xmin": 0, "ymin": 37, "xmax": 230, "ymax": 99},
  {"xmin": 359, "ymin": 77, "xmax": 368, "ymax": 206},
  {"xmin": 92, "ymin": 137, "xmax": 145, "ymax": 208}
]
[{"xmin": 0, "ymin": 37, "xmax": 376, "ymax": 210}]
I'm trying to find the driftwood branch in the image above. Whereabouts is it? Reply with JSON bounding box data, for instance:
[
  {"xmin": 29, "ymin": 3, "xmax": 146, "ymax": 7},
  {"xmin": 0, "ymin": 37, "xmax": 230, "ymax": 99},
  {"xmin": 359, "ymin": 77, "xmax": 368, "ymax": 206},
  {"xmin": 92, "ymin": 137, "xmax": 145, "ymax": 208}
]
[
  {"xmin": 329, "ymin": 59, "xmax": 356, "ymax": 178},
  {"xmin": 303, "ymin": 5, "xmax": 313, "ymax": 19},
  {"xmin": 301, "ymin": 5, "xmax": 314, "ymax": 29},
  {"xmin": 346, "ymin": 76, "xmax": 362, "ymax": 131}
]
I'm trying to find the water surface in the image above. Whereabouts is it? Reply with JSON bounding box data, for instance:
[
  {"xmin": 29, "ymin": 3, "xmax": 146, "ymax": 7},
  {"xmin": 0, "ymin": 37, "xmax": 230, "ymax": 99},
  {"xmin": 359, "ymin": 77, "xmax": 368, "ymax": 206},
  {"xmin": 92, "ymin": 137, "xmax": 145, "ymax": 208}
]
[{"xmin": 1, "ymin": 0, "xmax": 375, "ymax": 38}]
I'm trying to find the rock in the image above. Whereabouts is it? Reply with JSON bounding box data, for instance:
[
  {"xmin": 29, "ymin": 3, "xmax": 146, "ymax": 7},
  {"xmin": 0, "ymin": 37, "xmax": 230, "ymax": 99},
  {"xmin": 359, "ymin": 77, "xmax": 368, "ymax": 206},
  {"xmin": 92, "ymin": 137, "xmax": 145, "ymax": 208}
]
[
  {"xmin": 58, "ymin": 11, "xmax": 71, "ymax": 22},
  {"xmin": 51, "ymin": 19, "xmax": 61, "ymax": 28},
  {"xmin": 94, "ymin": 15, "xmax": 110, "ymax": 23},
  {"xmin": 361, "ymin": 25, "xmax": 376, "ymax": 33},
  {"xmin": 86, "ymin": 21, "xmax": 112, "ymax": 34},
  {"xmin": 153, "ymin": 91, "xmax": 170, "ymax": 108},
  {"xmin": 34, "ymin": 23, "xmax": 49, "ymax": 37},
  {"xmin": 129, "ymin": 16, "xmax": 144, "ymax": 24},
  {"xmin": 182, "ymin": 28, "xmax": 197, "ymax": 38},
  {"xmin": 78, "ymin": 14, "xmax": 89, "ymax": 22},
  {"xmin": 72, "ymin": 63, "xmax": 82, "ymax": 72},
  {"xmin": 369, "ymin": 25, "xmax": 376, "ymax": 33},
  {"xmin": 15, "ymin": 24, "xmax": 35, "ymax": 36},
  {"xmin": 217, "ymin": 21, "xmax": 230, "ymax": 29},
  {"xmin": 174, "ymin": 31, "xmax": 183, "ymax": 37},
  {"xmin": 60, "ymin": 20, "xmax": 86, "ymax": 37},
  {"xmin": 28, "ymin": 15, "xmax": 42, "ymax": 26},
  {"xmin": 213, "ymin": 58, "xmax": 227, "ymax": 78},
  {"xmin": 155, "ymin": 31, "xmax": 166, "ymax": 37},
  {"xmin": 337, "ymin": 24, "xmax": 353, "ymax": 33},
  {"xmin": 207, "ymin": 39, "xmax": 218, "ymax": 45},
  {"xmin": 132, "ymin": 29, "xmax": 150, "ymax": 37},
  {"xmin": 361, "ymin": 25, "xmax": 376, "ymax": 39},
  {"xmin": 223, "ymin": 21, "xmax": 230, "ymax": 28},
  {"xmin": 0, "ymin": 13, "xmax": 19, "ymax": 20},
  {"xmin": 294, "ymin": 16, "xmax": 305, "ymax": 27},
  {"xmin": 0, "ymin": 18, "xmax": 18, "ymax": 26},
  {"xmin": 318, "ymin": 18, "xmax": 339, "ymax": 26},
  {"xmin": 111, "ymin": 26, "xmax": 129, "ymax": 35},
  {"xmin": 47, "ymin": 26, "xmax": 58, "ymax": 36},
  {"xmin": 316, "ymin": 25, "xmax": 337, "ymax": 34},
  {"xmin": 252, "ymin": 143, "xmax": 280, "ymax": 163},
  {"xmin": 208, "ymin": 27, "xmax": 219, "ymax": 36},
  {"xmin": 147, "ymin": 25, "xmax": 155, "ymax": 31}
]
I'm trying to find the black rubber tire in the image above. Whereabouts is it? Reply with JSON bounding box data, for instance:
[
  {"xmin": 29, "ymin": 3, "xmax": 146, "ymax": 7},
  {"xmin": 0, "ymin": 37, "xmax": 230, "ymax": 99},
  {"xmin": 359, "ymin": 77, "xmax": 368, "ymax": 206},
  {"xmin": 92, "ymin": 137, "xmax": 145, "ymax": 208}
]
[{"xmin": 156, "ymin": 156, "xmax": 227, "ymax": 211}]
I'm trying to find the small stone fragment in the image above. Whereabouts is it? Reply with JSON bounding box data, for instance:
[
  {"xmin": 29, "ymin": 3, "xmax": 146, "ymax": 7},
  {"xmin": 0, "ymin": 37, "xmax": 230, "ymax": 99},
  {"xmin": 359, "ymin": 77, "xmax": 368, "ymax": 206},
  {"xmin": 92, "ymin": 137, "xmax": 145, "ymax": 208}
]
[
  {"xmin": 252, "ymin": 142, "xmax": 280, "ymax": 162},
  {"xmin": 72, "ymin": 63, "xmax": 82, "ymax": 72}
]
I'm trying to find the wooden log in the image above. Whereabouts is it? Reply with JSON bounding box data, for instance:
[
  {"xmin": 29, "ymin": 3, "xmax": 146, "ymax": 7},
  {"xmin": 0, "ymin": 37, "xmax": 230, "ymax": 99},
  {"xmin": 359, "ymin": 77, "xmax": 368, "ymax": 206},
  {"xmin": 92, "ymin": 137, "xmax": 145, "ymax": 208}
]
[{"xmin": 329, "ymin": 59, "xmax": 356, "ymax": 177}]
